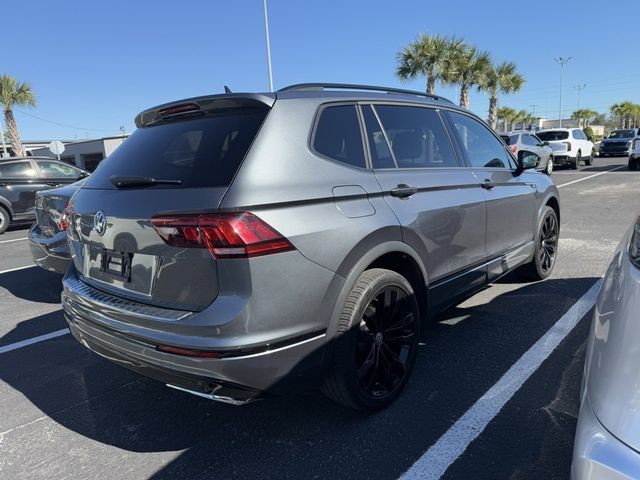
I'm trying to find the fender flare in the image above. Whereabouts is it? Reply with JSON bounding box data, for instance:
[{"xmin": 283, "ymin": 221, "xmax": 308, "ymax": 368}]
[{"xmin": 0, "ymin": 195, "xmax": 13, "ymax": 219}]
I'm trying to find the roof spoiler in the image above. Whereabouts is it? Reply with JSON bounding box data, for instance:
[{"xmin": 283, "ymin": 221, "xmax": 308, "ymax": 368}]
[{"xmin": 135, "ymin": 93, "xmax": 276, "ymax": 128}]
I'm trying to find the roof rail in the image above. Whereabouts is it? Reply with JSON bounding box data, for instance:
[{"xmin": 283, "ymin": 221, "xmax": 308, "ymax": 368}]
[{"xmin": 278, "ymin": 83, "xmax": 453, "ymax": 104}]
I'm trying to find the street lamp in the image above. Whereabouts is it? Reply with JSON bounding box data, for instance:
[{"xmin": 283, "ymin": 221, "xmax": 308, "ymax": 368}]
[
  {"xmin": 574, "ymin": 83, "xmax": 587, "ymax": 110},
  {"xmin": 263, "ymin": 0, "xmax": 274, "ymax": 92},
  {"xmin": 555, "ymin": 57, "xmax": 571, "ymax": 128}
]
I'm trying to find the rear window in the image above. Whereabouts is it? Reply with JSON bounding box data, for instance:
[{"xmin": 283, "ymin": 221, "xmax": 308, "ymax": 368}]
[
  {"xmin": 500, "ymin": 134, "xmax": 518, "ymax": 145},
  {"xmin": 84, "ymin": 109, "xmax": 268, "ymax": 189},
  {"xmin": 537, "ymin": 131, "xmax": 569, "ymax": 141}
]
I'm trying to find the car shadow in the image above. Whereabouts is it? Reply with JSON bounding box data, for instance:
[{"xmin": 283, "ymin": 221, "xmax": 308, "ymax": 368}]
[
  {"xmin": 0, "ymin": 267, "xmax": 62, "ymax": 304},
  {"xmin": 0, "ymin": 276, "xmax": 599, "ymax": 479},
  {"xmin": 580, "ymin": 162, "xmax": 628, "ymax": 172}
]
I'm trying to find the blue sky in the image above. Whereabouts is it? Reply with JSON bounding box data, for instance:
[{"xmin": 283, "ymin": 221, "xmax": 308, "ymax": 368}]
[{"xmin": 5, "ymin": 0, "xmax": 639, "ymax": 140}]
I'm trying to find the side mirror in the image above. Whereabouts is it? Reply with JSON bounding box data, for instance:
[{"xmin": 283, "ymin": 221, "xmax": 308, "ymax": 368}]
[
  {"xmin": 77, "ymin": 171, "xmax": 90, "ymax": 180},
  {"xmin": 517, "ymin": 150, "xmax": 540, "ymax": 171},
  {"xmin": 542, "ymin": 141, "xmax": 549, "ymax": 146}
]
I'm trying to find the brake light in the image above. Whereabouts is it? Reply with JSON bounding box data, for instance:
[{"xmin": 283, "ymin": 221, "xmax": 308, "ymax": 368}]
[
  {"xmin": 563, "ymin": 141, "xmax": 572, "ymax": 151},
  {"xmin": 510, "ymin": 145, "xmax": 517, "ymax": 153},
  {"xmin": 60, "ymin": 202, "xmax": 72, "ymax": 231},
  {"xmin": 151, "ymin": 212, "xmax": 295, "ymax": 259}
]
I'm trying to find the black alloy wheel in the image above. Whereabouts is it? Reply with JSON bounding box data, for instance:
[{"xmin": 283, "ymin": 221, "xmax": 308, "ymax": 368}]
[
  {"xmin": 538, "ymin": 210, "xmax": 558, "ymax": 276},
  {"xmin": 356, "ymin": 285, "xmax": 417, "ymax": 399}
]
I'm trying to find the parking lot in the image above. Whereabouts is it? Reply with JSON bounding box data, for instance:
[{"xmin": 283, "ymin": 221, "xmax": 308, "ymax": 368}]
[{"xmin": 0, "ymin": 156, "xmax": 637, "ymax": 479}]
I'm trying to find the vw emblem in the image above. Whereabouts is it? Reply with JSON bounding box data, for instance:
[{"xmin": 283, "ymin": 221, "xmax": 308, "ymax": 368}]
[{"xmin": 94, "ymin": 211, "xmax": 107, "ymax": 236}]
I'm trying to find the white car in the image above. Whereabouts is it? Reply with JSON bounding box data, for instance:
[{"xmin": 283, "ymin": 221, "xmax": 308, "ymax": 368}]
[
  {"xmin": 628, "ymin": 133, "xmax": 640, "ymax": 170},
  {"xmin": 537, "ymin": 128, "xmax": 594, "ymax": 170}
]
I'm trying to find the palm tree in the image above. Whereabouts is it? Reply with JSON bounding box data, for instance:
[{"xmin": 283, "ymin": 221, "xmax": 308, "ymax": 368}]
[
  {"xmin": 396, "ymin": 34, "xmax": 464, "ymax": 95},
  {"xmin": 0, "ymin": 75, "xmax": 36, "ymax": 157},
  {"xmin": 571, "ymin": 109, "xmax": 597, "ymax": 128},
  {"xmin": 479, "ymin": 61, "xmax": 525, "ymax": 130},
  {"xmin": 447, "ymin": 45, "xmax": 491, "ymax": 109},
  {"xmin": 497, "ymin": 106, "xmax": 516, "ymax": 131},
  {"xmin": 514, "ymin": 109, "xmax": 528, "ymax": 130}
]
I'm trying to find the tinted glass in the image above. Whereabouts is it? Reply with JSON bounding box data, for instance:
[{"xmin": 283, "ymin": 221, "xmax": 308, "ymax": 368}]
[
  {"xmin": 0, "ymin": 161, "xmax": 36, "ymax": 179},
  {"xmin": 85, "ymin": 109, "xmax": 269, "ymax": 189},
  {"xmin": 537, "ymin": 131, "xmax": 569, "ymax": 141},
  {"xmin": 522, "ymin": 135, "xmax": 538, "ymax": 146},
  {"xmin": 313, "ymin": 105, "xmax": 366, "ymax": 169},
  {"xmin": 374, "ymin": 105, "xmax": 458, "ymax": 168},
  {"xmin": 361, "ymin": 105, "xmax": 395, "ymax": 168},
  {"xmin": 446, "ymin": 111, "xmax": 513, "ymax": 168},
  {"xmin": 37, "ymin": 160, "xmax": 83, "ymax": 178},
  {"xmin": 499, "ymin": 135, "xmax": 512, "ymax": 145},
  {"xmin": 607, "ymin": 129, "xmax": 635, "ymax": 139}
]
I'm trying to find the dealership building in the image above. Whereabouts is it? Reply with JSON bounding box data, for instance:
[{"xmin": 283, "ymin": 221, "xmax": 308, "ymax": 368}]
[{"xmin": 30, "ymin": 135, "xmax": 128, "ymax": 171}]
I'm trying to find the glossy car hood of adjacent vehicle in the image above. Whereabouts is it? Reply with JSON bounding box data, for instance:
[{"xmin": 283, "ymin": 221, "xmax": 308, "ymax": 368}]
[{"xmin": 585, "ymin": 229, "xmax": 640, "ymax": 453}]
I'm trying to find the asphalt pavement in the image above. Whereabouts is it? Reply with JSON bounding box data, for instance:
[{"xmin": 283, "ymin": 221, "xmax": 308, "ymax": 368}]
[{"xmin": 1, "ymin": 157, "xmax": 637, "ymax": 479}]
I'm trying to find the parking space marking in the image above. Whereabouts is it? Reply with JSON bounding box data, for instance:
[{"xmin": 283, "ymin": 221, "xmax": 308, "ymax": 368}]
[
  {"xmin": 399, "ymin": 279, "xmax": 602, "ymax": 480},
  {"xmin": 556, "ymin": 165, "xmax": 627, "ymax": 188},
  {"xmin": 0, "ymin": 328, "xmax": 69, "ymax": 354},
  {"xmin": 0, "ymin": 237, "xmax": 27, "ymax": 244},
  {"xmin": 0, "ymin": 265, "xmax": 35, "ymax": 275}
]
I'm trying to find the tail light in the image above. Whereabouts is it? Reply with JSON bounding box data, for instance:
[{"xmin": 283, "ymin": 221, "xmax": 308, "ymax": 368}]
[
  {"xmin": 563, "ymin": 141, "xmax": 572, "ymax": 151},
  {"xmin": 151, "ymin": 212, "xmax": 295, "ymax": 259},
  {"xmin": 60, "ymin": 202, "xmax": 73, "ymax": 231},
  {"xmin": 510, "ymin": 146, "xmax": 517, "ymax": 154}
]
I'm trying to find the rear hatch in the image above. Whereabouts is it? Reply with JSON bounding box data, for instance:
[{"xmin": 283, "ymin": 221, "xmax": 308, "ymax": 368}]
[{"xmin": 68, "ymin": 95, "xmax": 273, "ymax": 311}]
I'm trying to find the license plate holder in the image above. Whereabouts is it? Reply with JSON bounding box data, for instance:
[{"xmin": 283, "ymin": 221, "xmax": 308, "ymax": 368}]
[{"xmin": 101, "ymin": 249, "xmax": 133, "ymax": 282}]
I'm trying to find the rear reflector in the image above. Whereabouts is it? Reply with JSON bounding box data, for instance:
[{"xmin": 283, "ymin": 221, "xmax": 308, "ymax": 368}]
[
  {"xmin": 151, "ymin": 212, "xmax": 295, "ymax": 259},
  {"xmin": 157, "ymin": 344, "xmax": 223, "ymax": 358}
]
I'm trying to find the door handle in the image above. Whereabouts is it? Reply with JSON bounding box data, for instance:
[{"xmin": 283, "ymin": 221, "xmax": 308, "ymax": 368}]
[
  {"xmin": 481, "ymin": 180, "xmax": 496, "ymax": 190},
  {"xmin": 390, "ymin": 184, "xmax": 418, "ymax": 198}
]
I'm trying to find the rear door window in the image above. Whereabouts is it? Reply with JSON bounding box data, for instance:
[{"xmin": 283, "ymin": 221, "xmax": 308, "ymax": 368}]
[
  {"xmin": 0, "ymin": 161, "xmax": 37, "ymax": 179},
  {"xmin": 84, "ymin": 108, "xmax": 269, "ymax": 189},
  {"xmin": 445, "ymin": 111, "xmax": 515, "ymax": 169},
  {"xmin": 372, "ymin": 105, "xmax": 458, "ymax": 168},
  {"xmin": 36, "ymin": 160, "xmax": 83, "ymax": 178},
  {"xmin": 313, "ymin": 105, "xmax": 366, "ymax": 169}
]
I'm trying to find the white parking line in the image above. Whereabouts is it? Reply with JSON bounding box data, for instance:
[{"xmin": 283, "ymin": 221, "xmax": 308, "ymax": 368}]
[
  {"xmin": 0, "ymin": 265, "xmax": 35, "ymax": 275},
  {"xmin": 0, "ymin": 237, "xmax": 27, "ymax": 244},
  {"xmin": 557, "ymin": 165, "xmax": 627, "ymax": 188},
  {"xmin": 399, "ymin": 279, "xmax": 602, "ymax": 480},
  {"xmin": 0, "ymin": 328, "xmax": 70, "ymax": 354}
]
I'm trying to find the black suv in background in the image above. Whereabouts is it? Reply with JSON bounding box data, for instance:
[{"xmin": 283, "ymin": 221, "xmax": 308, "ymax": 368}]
[{"xmin": 0, "ymin": 157, "xmax": 88, "ymax": 233}]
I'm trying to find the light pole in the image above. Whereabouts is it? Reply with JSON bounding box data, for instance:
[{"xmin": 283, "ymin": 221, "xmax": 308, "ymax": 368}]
[
  {"xmin": 0, "ymin": 121, "xmax": 6, "ymax": 157},
  {"xmin": 263, "ymin": 0, "xmax": 274, "ymax": 92},
  {"xmin": 555, "ymin": 57, "xmax": 571, "ymax": 128},
  {"xmin": 574, "ymin": 83, "xmax": 586, "ymax": 110}
]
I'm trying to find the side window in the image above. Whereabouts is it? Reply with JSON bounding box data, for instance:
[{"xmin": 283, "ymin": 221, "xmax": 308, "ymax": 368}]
[
  {"xmin": 313, "ymin": 105, "xmax": 366, "ymax": 169},
  {"xmin": 573, "ymin": 130, "xmax": 582, "ymax": 140},
  {"xmin": 361, "ymin": 105, "xmax": 395, "ymax": 168},
  {"xmin": 0, "ymin": 161, "xmax": 37, "ymax": 179},
  {"xmin": 522, "ymin": 135, "xmax": 536, "ymax": 146},
  {"xmin": 37, "ymin": 161, "xmax": 82, "ymax": 178},
  {"xmin": 532, "ymin": 135, "xmax": 543, "ymax": 146},
  {"xmin": 373, "ymin": 105, "xmax": 458, "ymax": 168},
  {"xmin": 446, "ymin": 111, "xmax": 515, "ymax": 169}
]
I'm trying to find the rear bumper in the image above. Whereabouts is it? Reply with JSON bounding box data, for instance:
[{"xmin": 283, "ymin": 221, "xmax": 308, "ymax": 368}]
[
  {"xmin": 552, "ymin": 155, "xmax": 575, "ymax": 165},
  {"xmin": 61, "ymin": 269, "xmax": 328, "ymax": 401},
  {"xmin": 571, "ymin": 398, "xmax": 640, "ymax": 479},
  {"xmin": 28, "ymin": 224, "xmax": 70, "ymax": 274}
]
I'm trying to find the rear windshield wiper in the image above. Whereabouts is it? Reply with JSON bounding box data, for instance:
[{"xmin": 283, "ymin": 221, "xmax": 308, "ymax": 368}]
[{"xmin": 109, "ymin": 176, "xmax": 182, "ymax": 188}]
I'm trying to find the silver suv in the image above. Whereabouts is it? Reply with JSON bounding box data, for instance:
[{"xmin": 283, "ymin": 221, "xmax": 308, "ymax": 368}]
[{"xmin": 62, "ymin": 84, "xmax": 560, "ymax": 409}]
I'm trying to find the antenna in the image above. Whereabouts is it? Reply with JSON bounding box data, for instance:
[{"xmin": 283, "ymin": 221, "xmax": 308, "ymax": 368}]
[{"xmin": 224, "ymin": 85, "xmax": 232, "ymax": 94}]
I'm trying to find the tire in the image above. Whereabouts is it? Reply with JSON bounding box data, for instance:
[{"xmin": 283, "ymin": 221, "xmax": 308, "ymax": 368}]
[
  {"xmin": 570, "ymin": 156, "xmax": 578, "ymax": 170},
  {"xmin": 545, "ymin": 157, "xmax": 554, "ymax": 175},
  {"xmin": 630, "ymin": 158, "xmax": 638, "ymax": 171},
  {"xmin": 518, "ymin": 206, "xmax": 559, "ymax": 281},
  {"xmin": 0, "ymin": 206, "xmax": 9, "ymax": 234},
  {"xmin": 584, "ymin": 152, "xmax": 593, "ymax": 166},
  {"xmin": 321, "ymin": 268, "xmax": 421, "ymax": 410}
]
